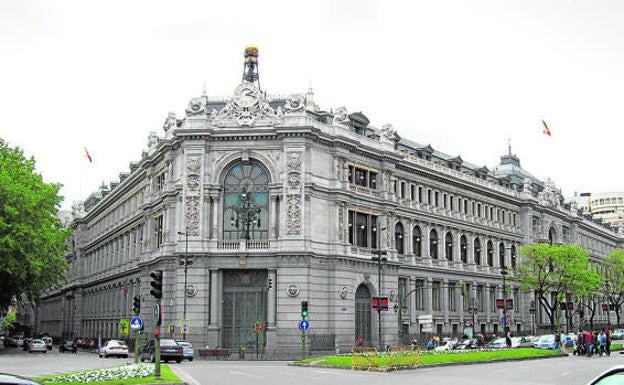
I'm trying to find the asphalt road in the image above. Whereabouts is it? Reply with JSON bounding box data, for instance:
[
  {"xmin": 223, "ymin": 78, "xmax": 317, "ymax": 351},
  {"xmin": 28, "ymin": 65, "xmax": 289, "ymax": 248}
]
[{"xmin": 2, "ymin": 345, "xmax": 623, "ymax": 385}]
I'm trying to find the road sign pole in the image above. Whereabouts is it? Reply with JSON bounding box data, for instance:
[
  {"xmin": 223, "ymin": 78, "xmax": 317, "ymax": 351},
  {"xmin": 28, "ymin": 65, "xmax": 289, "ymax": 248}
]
[
  {"xmin": 301, "ymin": 329, "xmax": 305, "ymax": 360},
  {"xmin": 134, "ymin": 331, "xmax": 139, "ymax": 364}
]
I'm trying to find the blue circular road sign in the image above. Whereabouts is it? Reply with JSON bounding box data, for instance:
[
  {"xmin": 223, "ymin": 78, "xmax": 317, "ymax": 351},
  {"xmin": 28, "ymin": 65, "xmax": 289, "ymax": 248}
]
[
  {"xmin": 299, "ymin": 319, "xmax": 309, "ymax": 331},
  {"xmin": 130, "ymin": 317, "xmax": 143, "ymax": 331}
]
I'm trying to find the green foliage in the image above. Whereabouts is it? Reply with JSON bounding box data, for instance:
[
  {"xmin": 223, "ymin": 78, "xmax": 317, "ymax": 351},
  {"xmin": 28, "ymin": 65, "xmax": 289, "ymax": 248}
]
[
  {"xmin": 516, "ymin": 243, "xmax": 599, "ymax": 331},
  {"xmin": 1, "ymin": 309, "xmax": 16, "ymax": 330},
  {"xmin": 600, "ymin": 249, "xmax": 624, "ymax": 324},
  {"xmin": 0, "ymin": 138, "xmax": 71, "ymax": 308}
]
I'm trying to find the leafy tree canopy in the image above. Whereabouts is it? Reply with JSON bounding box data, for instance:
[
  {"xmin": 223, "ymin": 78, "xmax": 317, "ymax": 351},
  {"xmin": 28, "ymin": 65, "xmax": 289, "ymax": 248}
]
[
  {"xmin": 516, "ymin": 243, "xmax": 599, "ymax": 331},
  {"xmin": 0, "ymin": 138, "xmax": 71, "ymax": 308}
]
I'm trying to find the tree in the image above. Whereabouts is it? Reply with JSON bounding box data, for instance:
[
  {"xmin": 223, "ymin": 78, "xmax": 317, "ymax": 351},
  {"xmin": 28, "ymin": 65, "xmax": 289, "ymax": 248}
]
[
  {"xmin": 600, "ymin": 248, "xmax": 624, "ymax": 326},
  {"xmin": 516, "ymin": 243, "xmax": 599, "ymax": 333},
  {"xmin": 0, "ymin": 138, "xmax": 71, "ymax": 309}
]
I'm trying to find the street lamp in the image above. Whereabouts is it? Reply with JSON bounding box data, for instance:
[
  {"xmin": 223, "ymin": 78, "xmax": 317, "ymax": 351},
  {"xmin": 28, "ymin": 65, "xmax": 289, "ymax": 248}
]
[
  {"xmin": 230, "ymin": 187, "xmax": 261, "ymax": 240},
  {"xmin": 501, "ymin": 265, "xmax": 508, "ymax": 334},
  {"xmin": 177, "ymin": 230, "xmax": 193, "ymax": 340},
  {"xmin": 372, "ymin": 249, "xmax": 387, "ymax": 351}
]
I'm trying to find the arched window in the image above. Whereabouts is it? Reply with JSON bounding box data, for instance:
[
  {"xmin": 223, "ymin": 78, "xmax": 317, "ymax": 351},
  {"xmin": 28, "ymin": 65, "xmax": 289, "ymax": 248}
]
[
  {"xmin": 499, "ymin": 242, "xmax": 506, "ymax": 268},
  {"xmin": 395, "ymin": 222, "xmax": 404, "ymax": 255},
  {"xmin": 445, "ymin": 232, "xmax": 453, "ymax": 261},
  {"xmin": 474, "ymin": 238, "xmax": 481, "ymax": 265},
  {"xmin": 487, "ymin": 241, "xmax": 494, "ymax": 266},
  {"xmin": 413, "ymin": 226, "xmax": 422, "ymax": 257},
  {"xmin": 460, "ymin": 235, "xmax": 467, "ymax": 263},
  {"xmin": 510, "ymin": 245, "xmax": 517, "ymax": 269},
  {"xmin": 548, "ymin": 228, "xmax": 557, "ymax": 245},
  {"xmin": 430, "ymin": 229, "xmax": 438, "ymax": 259},
  {"xmin": 223, "ymin": 161, "xmax": 269, "ymax": 240}
]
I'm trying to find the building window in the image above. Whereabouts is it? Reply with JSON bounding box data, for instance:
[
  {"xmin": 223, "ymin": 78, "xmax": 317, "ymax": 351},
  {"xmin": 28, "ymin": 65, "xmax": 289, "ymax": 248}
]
[
  {"xmin": 430, "ymin": 229, "xmax": 438, "ymax": 259},
  {"xmin": 413, "ymin": 226, "xmax": 422, "ymax": 257},
  {"xmin": 445, "ymin": 232, "xmax": 453, "ymax": 261},
  {"xmin": 154, "ymin": 213, "xmax": 163, "ymax": 249},
  {"xmin": 154, "ymin": 171, "xmax": 166, "ymax": 192},
  {"xmin": 477, "ymin": 285, "xmax": 485, "ymax": 311},
  {"xmin": 474, "ymin": 238, "xmax": 481, "ymax": 265},
  {"xmin": 499, "ymin": 242, "xmax": 505, "ymax": 267},
  {"xmin": 510, "ymin": 245, "xmax": 517, "ymax": 269},
  {"xmin": 347, "ymin": 165, "xmax": 378, "ymax": 189},
  {"xmin": 460, "ymin": 235, "xmax": 467, "ymax": 263},
  {"xmin": 398, "ymin": 277, "xmax": 408, "ymax": 313},
  {"xmin": 415, "ymin": 280, "xmax": 424, "ymax": 310},
  {"xmin": 448, "ymin": 283, "xmax": 456, "ymax": 311},
  {"xmin": 395, "ymin": 222, "xmax": 404, "ymax": 254},
  {"xmin": 223, "ymin": 161, "xmax": 270, "ymax": 240},
  {"xmin": 432, "ymin": 281, "xmax": 441, "ymax": 311},
  {"xmin": 348, "ymin": 211, "xmax": 378, "ymax": 249},
  {"xmin": 487, "ymin": 241, "xmax": 494, "ymax": 266}
]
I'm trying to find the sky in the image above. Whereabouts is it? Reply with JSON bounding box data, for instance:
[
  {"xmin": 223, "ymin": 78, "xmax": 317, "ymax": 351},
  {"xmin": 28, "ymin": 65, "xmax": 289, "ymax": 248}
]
[{"xmin": 2, "ymin": 0, "xmax": 623, "ymax": 211}]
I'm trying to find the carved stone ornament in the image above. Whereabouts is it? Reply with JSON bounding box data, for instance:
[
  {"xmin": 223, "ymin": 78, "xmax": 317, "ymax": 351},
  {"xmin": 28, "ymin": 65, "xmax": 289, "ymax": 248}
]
[
  {"xmin": 286, "ymin": 194, "xmax": 302, "ymax": 235},
  {"xmin": 185, "ymin": 284, "xmax": 197, "ymax": 297},
  {"xmin": 283, "ymin": 94, "xmax": 306, "ymax": 114},
  {"xmin": 185, "ymin": 96, "xmax": 207, "ymax": 116},
  {"xmin": 340, "ymin": 286, "xmax": 348, "ymax": 299},
  {"xmin": 537, "ymin": 177, "xmax": 561, "ymax": 209},
  {"xmin": 212, "ymin": 82, "xmax": 281, "ymax": 127},
  {"xmin": 332, "ymin": 106, "xmax": 349, "ymax": 128},
  {"xmin": 380, "ymin": 123, "xmax": 396, "ymax": 142},
  {"xmin": 286, "ymin": 284, "xmax": 300, "ymax": 297}
]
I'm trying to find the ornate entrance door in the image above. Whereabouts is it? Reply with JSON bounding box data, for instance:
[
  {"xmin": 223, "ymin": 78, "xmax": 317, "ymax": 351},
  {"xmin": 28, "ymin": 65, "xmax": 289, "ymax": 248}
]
[
  {"xmin": 222, "ymin": 270, "xmax": 268, "ymax": 352},
  {"xmin": 355, "ymin": 284, "xmax": 372, "ymax": 347}
]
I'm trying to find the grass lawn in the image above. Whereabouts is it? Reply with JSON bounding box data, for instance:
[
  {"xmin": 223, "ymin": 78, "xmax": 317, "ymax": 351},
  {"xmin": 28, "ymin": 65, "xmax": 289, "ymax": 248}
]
[
  {"xmin": 33, "ymin": 363, "xmax": 181, "ymax": 385},
  {"xmin": 298, "ymin": 348, "xmax": 562, "ymax": 369}
]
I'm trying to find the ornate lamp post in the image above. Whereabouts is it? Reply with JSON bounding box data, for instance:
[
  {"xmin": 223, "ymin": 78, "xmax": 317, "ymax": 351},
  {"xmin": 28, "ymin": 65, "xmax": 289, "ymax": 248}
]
[
  {"xmin": 231, "ymin": 187, "xmax": 261, "ymax": 239},
  {"xmin": 177, "ymin": 230, "xmax": 193, "ymax": 340}
]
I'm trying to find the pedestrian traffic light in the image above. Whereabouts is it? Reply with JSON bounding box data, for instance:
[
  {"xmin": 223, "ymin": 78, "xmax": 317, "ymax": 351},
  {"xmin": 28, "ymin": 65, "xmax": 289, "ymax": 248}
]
[
  {"xmin": 602, "ymin": 304, "xmax": 609, "ymax": 312},
  {"xmin": 371, "ymin": 297, "xmax": 380, "ymax": 312},
  {"xmin": 380, "ymin": 297, "xmax": 389, "ymax": 311},
  {"xmin": 496, "ymin": 299, "xmax": 504, "ymax": 309},
  {"xmin": 150, "ymin": 270, "xmax": 163, "ymax": 300},
  {"xmin": 301, "ymin": 301, "xmax": 308, "ymax": 318},
  {"xmin": 505, "ymin": 298, "xmax": 513, "ymax": 310},
  {"xmin": 566, "ymin": 301, "xmax": 573, "ymax": 311},
  {"xmin": 132, "ymin": 295, "xmax": 141, "ymax": 315}
]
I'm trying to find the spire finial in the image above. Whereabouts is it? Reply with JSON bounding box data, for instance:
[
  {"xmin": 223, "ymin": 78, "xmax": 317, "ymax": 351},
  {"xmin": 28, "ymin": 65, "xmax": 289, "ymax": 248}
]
[
  {"xmin": 508, "ymin": 138, "xmax": 512, "ymax": 155},
  {"xmin": 243, "ymin": 46, "xmax": 260, "ymax": 89}
]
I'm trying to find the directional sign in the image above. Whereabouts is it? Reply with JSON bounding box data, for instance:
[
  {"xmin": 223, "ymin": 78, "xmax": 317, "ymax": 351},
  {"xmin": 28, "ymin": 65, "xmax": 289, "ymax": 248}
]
[
  {"xmin": 180, "ymin": 319, "xmax": 190, "ymax": 334},
  {"xmin": 130, "ymin": 317, "xmax": 143, "ymax": 331},
  {"xmin": 299, "ymin": 319, "xmax": 309, "ymax": 331},
  {"xmin": 153, "ymin": 304, "xmax": 161, "ymax": 326}
]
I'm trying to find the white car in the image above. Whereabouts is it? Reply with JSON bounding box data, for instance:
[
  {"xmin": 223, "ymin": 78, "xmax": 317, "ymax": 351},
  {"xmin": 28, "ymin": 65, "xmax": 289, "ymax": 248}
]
[
  {"xmin": 99, "ymin": 340, "xmax": 129, "ymax": 358},
  {"xmin": 28, "ymin": 339, "xmax": 48, "ymax": 353}
]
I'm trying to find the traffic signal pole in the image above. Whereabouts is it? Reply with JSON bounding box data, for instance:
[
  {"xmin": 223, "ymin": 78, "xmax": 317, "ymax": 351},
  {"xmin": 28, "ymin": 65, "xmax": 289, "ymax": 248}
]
[{"xmin": 150, "ymin": 270, "xmax": 163, "ymax": 380}]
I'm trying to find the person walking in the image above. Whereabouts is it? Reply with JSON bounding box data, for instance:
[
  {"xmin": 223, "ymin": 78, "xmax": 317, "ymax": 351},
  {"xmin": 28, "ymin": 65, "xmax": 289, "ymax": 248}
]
[
  {"xmin": 605, "ymin": 329, "xmax": 612, "ymax": 356},
  {"xmin": 598, "ymin": 331, "xmax": 606, "ymax": 357}
]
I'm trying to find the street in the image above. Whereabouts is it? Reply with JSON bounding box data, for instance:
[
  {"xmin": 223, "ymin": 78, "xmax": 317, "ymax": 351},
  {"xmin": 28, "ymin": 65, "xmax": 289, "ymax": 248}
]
[{"xmin": 1, "ymin": 345, "xmax": 624, "ymax": 385}]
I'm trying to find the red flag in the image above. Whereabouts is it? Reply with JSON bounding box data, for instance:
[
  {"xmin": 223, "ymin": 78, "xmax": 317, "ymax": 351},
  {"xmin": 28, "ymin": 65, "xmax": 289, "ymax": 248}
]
[
  {"xmin": 541, "ymin": 120, "xmax": 551, "ymax": 136},
  {"xmin": 84, "ymin": 147, "xmax": 93, "ymax": 163}
]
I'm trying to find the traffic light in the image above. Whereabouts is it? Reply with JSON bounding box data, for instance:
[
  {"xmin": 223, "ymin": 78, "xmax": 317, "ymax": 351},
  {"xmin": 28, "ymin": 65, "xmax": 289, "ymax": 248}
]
[
  {"xmin": 301, "ymin": 301, "xmax": 308, "ymax": 318},
  {"xmin": 496, "ymin": 299, "xmax": 504, "ymax": 309},
  {"xmin": 372, "ymin": 297, "xmax": 380, "ymax": 312},
  {"xmin": 505, "ymin": 298, "xmax": 514, "ymax": 310},
  {"xmin": 380, "ymin": 297, "xmax": 389, "ymax": 312},
  {"xmin": 266, "ymin": 278, "xmax": 273, "ymax": 289},
  {"xmin": 602, "ymin": 304, "xmax": 609, "ymax": 312},
  {"xmin": 579, "ymin": 305, "xmax": 584, "ymax": 318},
  {"xmin": 132, "ymin": 295, "xmax": 141, "ymax": 315},
  {"xmin": 566, "ymin": 301, "xmax": 573, "ymax": 311},
  {"xmin": 150, "ymin": 270, "xmax": 163, "ymax": 300}
]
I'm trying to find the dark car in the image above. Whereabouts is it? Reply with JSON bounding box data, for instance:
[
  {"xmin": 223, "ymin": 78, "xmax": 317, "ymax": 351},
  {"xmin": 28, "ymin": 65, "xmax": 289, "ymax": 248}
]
[
  {"xmin": 59, "ymin": 340, "xmax": 77, "ymax": 353},
  {"xmin": 140, "ymin": 339, "xmax": 183, "ymax": 363}
]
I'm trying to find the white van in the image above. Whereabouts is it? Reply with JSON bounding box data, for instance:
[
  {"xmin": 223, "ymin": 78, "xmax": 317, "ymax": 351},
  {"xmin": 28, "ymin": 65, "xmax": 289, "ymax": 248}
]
[{"xmin": 41, "ymin": 336, "xmax": 53, "ymax": 350}]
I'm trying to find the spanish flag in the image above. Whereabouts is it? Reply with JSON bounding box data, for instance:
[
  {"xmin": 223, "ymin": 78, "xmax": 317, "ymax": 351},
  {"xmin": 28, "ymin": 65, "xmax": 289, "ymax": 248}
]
[
  {"xmin": 84, "ymin": 147, "xmax": 93, "ymax": 163},
  {"xmin": 541, "ymin": 120, "xmax": 551, "ymax": 136}
]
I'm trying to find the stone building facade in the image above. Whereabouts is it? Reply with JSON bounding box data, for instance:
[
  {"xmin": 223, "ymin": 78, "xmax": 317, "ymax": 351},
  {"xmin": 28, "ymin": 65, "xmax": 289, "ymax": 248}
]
[{"xmin": 35, "ymin": 48, "xmax": 623, "ymax": 359}]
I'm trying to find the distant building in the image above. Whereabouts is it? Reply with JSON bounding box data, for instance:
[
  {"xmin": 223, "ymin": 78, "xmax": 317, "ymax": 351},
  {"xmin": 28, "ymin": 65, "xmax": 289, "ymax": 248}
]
[
  {"xmin": 33, "ymin": 47, "xmax": 623, "ymax": 359},
  {"xmin": 570, "ymin": 192, "xmax": 624, "ymax": 233}
]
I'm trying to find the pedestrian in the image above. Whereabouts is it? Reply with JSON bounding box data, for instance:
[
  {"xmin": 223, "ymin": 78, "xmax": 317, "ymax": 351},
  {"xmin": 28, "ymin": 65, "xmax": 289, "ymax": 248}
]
[
  {"xmin": 598, "ymin": 331, "xmax": 606, "ymax": 357},
  {"xmin": 554, "ymin": 332, "xmax": 561, "ymax": 352},
  {"xmin": 574, "ymin": 330, "xmax": 585, "ymax": 356},
  {"xmin": 605, "ymin": 329, "xmax": 611, "ymax": 356},
  {"xmin": 585, "ymin": 330, "xmax": 593, "ymax": 357},
  {"xmin": 591, "ymin": 331, "xmax": 599, "ymax": 357},
  {"xmin": 560, "ymin": 333, "xmax": 568, "ymax": 354},
  {"xmin": 427, "ymin": 337, "xmax": 434, "ymax": 350},
  {"xmin": 505, "ymin": 331, "xmax": 512, "ymax": 348}
]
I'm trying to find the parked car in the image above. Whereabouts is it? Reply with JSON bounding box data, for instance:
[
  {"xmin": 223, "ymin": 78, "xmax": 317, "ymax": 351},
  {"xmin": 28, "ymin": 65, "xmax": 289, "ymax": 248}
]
[
  {"xmin": 27, "ymin": 339, "xmax": 48, "ymax": 353},
  {"xmin": 59, "ymin": 340, "xmax": 77, "ymax": 353},
  {"xmin": 486, "ymin": 337, "xmax": 509, "ymax": 349},
  {"xmin": 610, "ymin": 329, "xmax": 624, "ymax": 340},
  {"xmin": 454, "ymin": 338, "xmax": 478, "ymax": 350},
  {"xmin": 175, "ymin": 340, "xmax": 194, "ymax": 361},
  {"xmin": 514, "ymin": 336, "xmax": 536, "ymax": 348},
  {"xmin": 140, "ymin": 339, "xmax": 183, "ymax": 363},
  {"xmin": 98, "ymin": 340, "xmax": 129, "ymax": 358},
  {"xmin": 41, "ymin": 336, "xmax": 53, "ymax": 350}
]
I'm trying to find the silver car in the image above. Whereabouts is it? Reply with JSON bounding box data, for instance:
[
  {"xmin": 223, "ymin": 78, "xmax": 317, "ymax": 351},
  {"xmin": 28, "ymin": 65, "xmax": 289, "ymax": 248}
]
[{"xmin": 27, "ymin": 339, "xmax": 47, "ymax": 353}]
